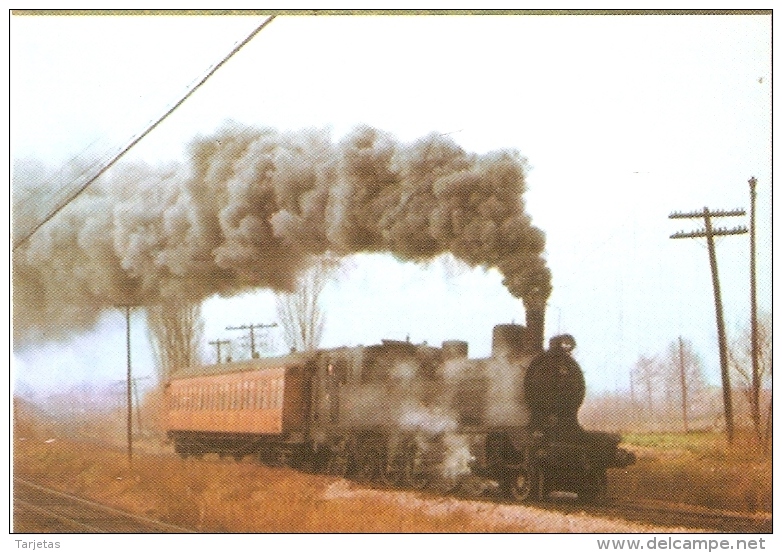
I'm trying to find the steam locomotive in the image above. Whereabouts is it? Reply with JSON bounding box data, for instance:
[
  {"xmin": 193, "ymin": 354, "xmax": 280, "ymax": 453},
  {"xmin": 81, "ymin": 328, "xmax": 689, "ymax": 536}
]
[{"xmin": 165, "ymin": 317, "xmax": 635, "ymax": 502}]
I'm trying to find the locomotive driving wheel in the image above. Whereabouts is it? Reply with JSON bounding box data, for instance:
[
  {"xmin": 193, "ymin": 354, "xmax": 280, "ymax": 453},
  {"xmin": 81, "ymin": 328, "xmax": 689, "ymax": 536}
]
[
  {"xmin": 377, "ymin": 438, "xmax": 404, "ymax": 487},
  {"xmin": 507, "ymin": 468, "xmax": 535, "ymax": 502},
  {"xmin": 356, "ymin": 447, "xmax": 381, "ymax": 482},
  {"xmin": 502, "ymin": 445, "xmax": 538, "ymax": 502},
  {"xmin": 402, "ymin": 437, "xmax": 431, "ymax": 490},
  {"xmin": 326, "ymin": 439, "xmax": 353, "ymax": 477}
]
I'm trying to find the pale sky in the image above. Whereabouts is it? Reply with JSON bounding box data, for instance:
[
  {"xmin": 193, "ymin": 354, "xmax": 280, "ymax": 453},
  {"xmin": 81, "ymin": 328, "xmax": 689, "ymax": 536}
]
[{"xmin": 10, "ymin": 12, "xmax": 772, "ymax": 396}]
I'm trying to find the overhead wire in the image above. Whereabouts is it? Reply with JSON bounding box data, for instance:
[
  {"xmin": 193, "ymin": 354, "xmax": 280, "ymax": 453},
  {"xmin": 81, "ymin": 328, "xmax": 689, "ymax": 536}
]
[{"xmin": 13, "ymin": 15, "xmax": 277, "ymax": 252}]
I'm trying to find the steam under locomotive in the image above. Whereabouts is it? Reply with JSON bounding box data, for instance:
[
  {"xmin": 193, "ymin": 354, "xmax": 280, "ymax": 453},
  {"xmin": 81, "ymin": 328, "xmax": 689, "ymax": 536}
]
[{"xmin": 165, "ymin": 314, "xmax": 635, "ymax": 502}]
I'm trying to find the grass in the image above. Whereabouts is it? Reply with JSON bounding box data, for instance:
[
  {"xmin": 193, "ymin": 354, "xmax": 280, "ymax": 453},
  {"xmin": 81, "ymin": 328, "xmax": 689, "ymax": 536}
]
[
  {"xmin": 611, "ymin": 430, "xmax": 771, "ymax": 512},
  {"xmin": 13, "ymin": 427, "xmax": 771, "ymax": 532},
  {"xmin": 13, "ymin": 438, "xmax": 522, "ymax": 533}
]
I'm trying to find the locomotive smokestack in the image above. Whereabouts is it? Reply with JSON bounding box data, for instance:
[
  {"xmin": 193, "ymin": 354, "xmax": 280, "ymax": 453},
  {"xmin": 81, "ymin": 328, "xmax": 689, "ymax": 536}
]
[
  {"xmin": 522, "ymin": 291, "xmax": 546, "ymax": 354},
  {"xmin": 524, "ymin": 307, "xmax": 545, "ymax": 354}
]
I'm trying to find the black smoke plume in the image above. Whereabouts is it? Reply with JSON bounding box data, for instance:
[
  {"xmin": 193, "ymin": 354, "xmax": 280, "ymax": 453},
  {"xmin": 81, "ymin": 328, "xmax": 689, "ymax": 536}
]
[{"xmin": 13, "ymin": 123, "xmax": 551, "ymax": 344}]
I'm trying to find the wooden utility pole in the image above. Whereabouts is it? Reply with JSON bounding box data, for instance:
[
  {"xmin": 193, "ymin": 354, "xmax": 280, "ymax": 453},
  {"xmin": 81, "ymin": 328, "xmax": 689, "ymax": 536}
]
[
  {"xmin": 209, "ymin": 339, "xmax": 231, "ymax": 364},
  {"xmin": 678, "ymin": 336, "xmax": 689, "ymax": 433},
  {"xmin": 670, "ymin": 207, "xmax": 746, "ymax": 443},
  {"xmin": 116, "ymin": 304, "xmax": 138, "ymax": 465},
  {"xmin": 748, "ymin": 177, "xmax": 761, "ymax": 440},
  {"xmin": 226, "ymin": 323, "xmax": 277, "ymax": 359}
]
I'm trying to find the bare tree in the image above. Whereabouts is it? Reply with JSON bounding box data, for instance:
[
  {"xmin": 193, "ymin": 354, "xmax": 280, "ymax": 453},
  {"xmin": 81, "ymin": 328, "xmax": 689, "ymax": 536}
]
[
  {"xmin": 631, "ymin": 354, "xmax": 661, "ymax": 416},
  {"xmin": 729, "ymin": 312, "xmax": 772, "ymax": 442},
  {"xmin": 662, "ymin": 337, "xmax": 706, "ymax": 433},
  {"xmin": 146, "ymin": 300, "xmax": 204, "ymax": 382},
  {"xmin": 275, "ymin": 255, "xmax": 342, "ymax": 353}
]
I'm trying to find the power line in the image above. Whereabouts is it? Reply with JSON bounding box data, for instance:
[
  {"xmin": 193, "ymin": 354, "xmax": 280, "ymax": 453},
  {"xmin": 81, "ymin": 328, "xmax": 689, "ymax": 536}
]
[
  {"xmin": 12, "ymin": 15, "xmax": 276, "ymax": 251},
  {"xmin": 226, "ymin": 322, "xmax": 277, "ymax": 359},
  {"xmin": 669, "ymin": 205, "xmax": 746, "ymax": 443}
]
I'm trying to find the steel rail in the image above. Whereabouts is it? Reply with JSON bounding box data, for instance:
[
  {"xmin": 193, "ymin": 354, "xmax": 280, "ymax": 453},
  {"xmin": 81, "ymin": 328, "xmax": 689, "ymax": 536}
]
[
  {"xmin": 15, "ymin": 498, "xmax": 108, "ymax": 533},
  {"xmin": 14, "ymin": 478, "xmax": 197, "ymax": 533}
]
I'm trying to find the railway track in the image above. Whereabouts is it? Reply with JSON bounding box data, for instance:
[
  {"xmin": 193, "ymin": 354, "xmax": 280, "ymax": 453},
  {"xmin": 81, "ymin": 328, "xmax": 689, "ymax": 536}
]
[
  {"xmin": 17, "ymin": 437, "xmax": 771, "ymax": 533},
  {"xmin": 13, "ymin": 478, "xmax": 196, "ymax": 533},
  {"xmin": 607, "ymin": 498, "xmax": 772, "ymax": 533},
  {"xmin": 501, "ymin": 494, "xmax": 773, "ymax": 533}
]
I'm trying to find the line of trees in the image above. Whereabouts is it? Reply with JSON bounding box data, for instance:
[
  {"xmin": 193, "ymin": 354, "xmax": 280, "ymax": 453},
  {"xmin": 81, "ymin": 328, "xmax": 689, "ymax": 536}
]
[
  {"xmin": 618, "ymin": 314, "xmax": 771, "ymax": 443},
  {"xmin": 628, "ymin": 338, "xmax": 708, "ymax": 432},
  {"xmin": 146, "ymin": 299, "xmax": 204, "ymax": 382},
  {"xmin": 145, "ymin": 253, "xmax": 345, "ymax": 384},
  {"xmin": 275, "ymin": 254, "xmax": 345, "ymax": 353}
]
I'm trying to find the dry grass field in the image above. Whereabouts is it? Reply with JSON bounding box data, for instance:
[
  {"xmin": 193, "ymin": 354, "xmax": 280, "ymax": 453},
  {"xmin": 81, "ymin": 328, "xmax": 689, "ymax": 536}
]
[
  {"xmin": 13, "ymin": 435, "xmax": 708, "ymax": 534},
  {"xmin": 13, "ymin": 425, "xmax": 771, "ymax": 533},
  {"xmin": 611, "ymin": 431, "xmax": 772, "ymax": 513}
]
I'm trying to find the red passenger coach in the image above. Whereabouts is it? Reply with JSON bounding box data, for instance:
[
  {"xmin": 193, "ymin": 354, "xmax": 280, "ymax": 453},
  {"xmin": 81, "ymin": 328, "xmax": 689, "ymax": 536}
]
[{"xmin": 164, "ymin": 354, "xmax": 312, "ymax": 460}]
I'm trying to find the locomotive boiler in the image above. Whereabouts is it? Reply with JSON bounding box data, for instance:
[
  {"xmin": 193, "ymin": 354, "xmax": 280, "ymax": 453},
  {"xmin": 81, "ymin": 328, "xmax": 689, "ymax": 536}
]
[{"xmin": 165, "ymin": 317, "xmax": 635, "ymax": 502}]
